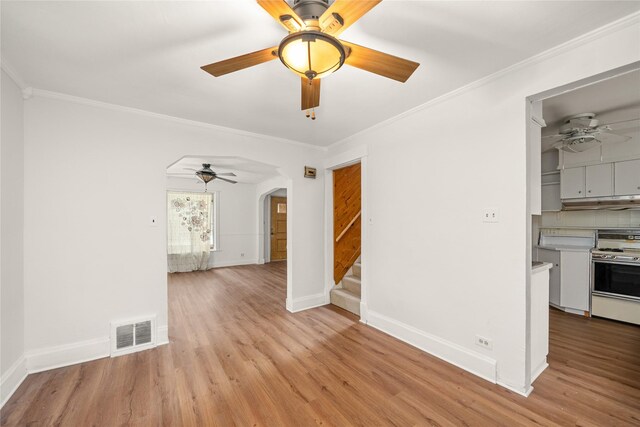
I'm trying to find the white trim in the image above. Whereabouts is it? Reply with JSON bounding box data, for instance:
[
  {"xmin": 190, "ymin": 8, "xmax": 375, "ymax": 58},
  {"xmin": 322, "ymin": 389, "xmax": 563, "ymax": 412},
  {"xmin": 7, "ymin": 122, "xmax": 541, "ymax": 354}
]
[
  {"xmin": 157, "ymin": 325, "xmax": 169, "ymax": 346},
  {"xmin": 25, "ymin": 337, "xmax": 110, "ymax": 374},
  {"xmin": 29, "ymin": 88, "xmax": 326, "ymax": 152},
  {"xmin": 208, "ymin": 258, "xmax": 258, "ymax": 268},
  {"xmin": 531, "ymin": 360, "xmax": 549, "ymax": 383},
  {"xmin": 497, "ymin": 380, "xmax": 534, "ymax": 398},
  {"xmin": 324, "ymin": 145, "xmax": 368, "ymax": 169},
  {"xmin": 367, "ymin": 310, "xmax": 498, "ymax": 385},
  {"xmin": 287, "ymin": 293, "xmax": 327, "ymax": 313},
  {"xmin": 359, "ymin": 302, "xmax": 369, "ymax": 324},
  {"xmin": 0, "ymin": 55, "xmax": 28, "ymax": 90},
  {"xmin": 327, "ymin": 11, "xmax": 640, "ymax": 152},
  {"xmin": 1, "ymin": 356, "xmax": 27, "ymax": 408}
]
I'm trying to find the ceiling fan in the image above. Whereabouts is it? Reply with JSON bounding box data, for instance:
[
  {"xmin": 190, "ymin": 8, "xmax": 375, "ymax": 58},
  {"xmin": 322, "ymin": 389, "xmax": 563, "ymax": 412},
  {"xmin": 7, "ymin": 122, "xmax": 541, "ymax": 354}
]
[
  {"xmin": 187, "ymin": 163, "xmax": 237, "ymax": 191},
  {"xmin": 200, "ymin": 0, "xmax": 420, "ymax": 119},
  {"xmin": 544, "ymin": 113, "xmax": 637, "ymax": 153}
]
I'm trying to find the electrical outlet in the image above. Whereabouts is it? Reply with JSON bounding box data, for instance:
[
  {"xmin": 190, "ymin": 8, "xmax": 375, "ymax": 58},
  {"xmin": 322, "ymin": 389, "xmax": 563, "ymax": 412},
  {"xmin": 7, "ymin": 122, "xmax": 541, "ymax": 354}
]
[
  {"xmin": 475, "ymin": 335, "xmax": 492, "ymax": 350},
  {"xmin": 240, "ymin": 253, "xmax": 245, "ymax": 257},
  {"xmin": 482, "ymin": 208, "xmax": 499, "ymax": 223}
]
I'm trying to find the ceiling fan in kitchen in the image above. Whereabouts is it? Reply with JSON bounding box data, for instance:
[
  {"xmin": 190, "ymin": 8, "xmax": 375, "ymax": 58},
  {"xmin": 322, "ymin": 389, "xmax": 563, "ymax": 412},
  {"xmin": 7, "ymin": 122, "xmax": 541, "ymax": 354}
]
[
  {"xmin": 200, "ymin": 0, "xmax": 420, "ymax": 119},
  {"xmin": 543, "ymin": 113, "xmax": 638, "ymax": 153}
]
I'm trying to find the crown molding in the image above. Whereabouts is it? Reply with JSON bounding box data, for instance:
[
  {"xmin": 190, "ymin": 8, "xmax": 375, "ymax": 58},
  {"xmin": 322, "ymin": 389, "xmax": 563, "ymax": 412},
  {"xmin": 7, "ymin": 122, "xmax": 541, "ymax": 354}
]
[
  {"xmin": 0, "ymin": 55, "xmax": 31, "ymax": 95},
  {"xmin": 29, "ymin": 88, "xmax": 327, "ymax": 152},
  {"xmin": 327, "ymin": 11, "xmax": 640, "ymax": 152}
]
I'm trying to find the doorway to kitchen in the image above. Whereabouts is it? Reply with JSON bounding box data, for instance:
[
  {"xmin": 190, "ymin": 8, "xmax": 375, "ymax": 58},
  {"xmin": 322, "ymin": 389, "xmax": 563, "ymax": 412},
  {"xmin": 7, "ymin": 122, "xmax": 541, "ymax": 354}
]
[{"xmin": 525, "ymin": 61, "xmax": 640, "ymax": 394}]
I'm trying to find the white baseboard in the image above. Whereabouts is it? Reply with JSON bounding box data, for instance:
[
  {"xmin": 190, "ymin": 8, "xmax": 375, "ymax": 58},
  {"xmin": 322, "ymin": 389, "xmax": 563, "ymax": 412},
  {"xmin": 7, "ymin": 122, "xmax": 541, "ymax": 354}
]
[
  {"xmin": 287, "ymin": 293, "xmax": 327, "ymax": 313},
  {"xmin": 157, "ymin": 325, "xmax": 169, "ymax": 345},
  {"xmin": 367, "ymin": 310, "xmax": 497, "ymax": 384},
  {"xmin": 359, "ymin": 302, "xmax": 369, "ymax": 324},
  {"xmin": 531, "ymin": 360, "xmax": 549, "ymax": 383},
  {"xmin": 209, "ymin": 259, "xmax": 258, "ymax": 269},
  {"xmin": 497, "ymin": 379, "xmax": 533, "ymax": 397},
  {"xmin": 26, "ymin": 337, "xmax": 110, "ymax": 374},
  {"xmin": 1, "ymin": 355, "xmax": 27, "ymax": 408}
]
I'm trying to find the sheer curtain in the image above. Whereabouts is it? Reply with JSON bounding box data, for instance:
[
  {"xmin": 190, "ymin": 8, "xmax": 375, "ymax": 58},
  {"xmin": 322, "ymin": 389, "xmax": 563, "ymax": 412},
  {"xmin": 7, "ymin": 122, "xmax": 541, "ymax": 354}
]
[{"xmin": 167, "ymin": 192, "xmax": 212, "ymax": 273}]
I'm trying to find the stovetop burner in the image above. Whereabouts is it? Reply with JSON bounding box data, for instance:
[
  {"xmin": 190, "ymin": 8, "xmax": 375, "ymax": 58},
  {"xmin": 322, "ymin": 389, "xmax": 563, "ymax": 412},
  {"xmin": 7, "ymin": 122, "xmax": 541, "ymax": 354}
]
[{"xmin": 597, "ymin": 248, "xmax": 624, "ymax": 252}]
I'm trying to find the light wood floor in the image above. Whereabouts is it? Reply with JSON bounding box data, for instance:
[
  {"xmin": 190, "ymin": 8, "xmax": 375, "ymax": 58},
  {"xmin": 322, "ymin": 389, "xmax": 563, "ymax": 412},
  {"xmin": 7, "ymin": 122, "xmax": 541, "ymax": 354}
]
[{"xmin": 2, "ymin": 263, "xmax": 639, "ymax": 426}]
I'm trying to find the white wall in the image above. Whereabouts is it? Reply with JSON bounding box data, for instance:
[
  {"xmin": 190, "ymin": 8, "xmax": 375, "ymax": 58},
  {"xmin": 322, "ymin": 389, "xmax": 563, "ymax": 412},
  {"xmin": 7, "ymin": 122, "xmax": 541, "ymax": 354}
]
[
  {"xmin": 1, "ymin": 70, "xmax": 27, "ymax": 405},
  {"xmin": 22, "ymin": 94, "xmax": 325, "ymax": 371},
  {"xmin": 326, "ymin": 18, "xmax": 640, "ymax": 395},
  {"xmin": 166, "ymin": 176, "xmax": 259, "ymax": 268}
]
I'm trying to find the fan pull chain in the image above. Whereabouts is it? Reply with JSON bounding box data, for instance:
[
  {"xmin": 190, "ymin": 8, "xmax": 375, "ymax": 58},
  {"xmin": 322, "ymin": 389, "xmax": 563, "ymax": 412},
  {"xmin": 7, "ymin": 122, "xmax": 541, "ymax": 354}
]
[{"xmin": 304, "ymin": 108, "xmax": 316, "ymax": 120}]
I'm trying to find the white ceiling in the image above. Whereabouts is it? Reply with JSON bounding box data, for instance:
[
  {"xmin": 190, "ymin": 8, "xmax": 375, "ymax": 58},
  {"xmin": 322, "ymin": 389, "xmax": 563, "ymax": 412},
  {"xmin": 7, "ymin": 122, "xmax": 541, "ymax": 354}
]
[
  {"xmin": 541, "ymin": 70, "xmax": 640, "ymax": 152},
  {"xmin": 2, "ymin": 1, "xmax": 639, "ymax": 147},
  {"xmin": 166, "ymin": 156, "xmax": 279, "ymax": 184}
]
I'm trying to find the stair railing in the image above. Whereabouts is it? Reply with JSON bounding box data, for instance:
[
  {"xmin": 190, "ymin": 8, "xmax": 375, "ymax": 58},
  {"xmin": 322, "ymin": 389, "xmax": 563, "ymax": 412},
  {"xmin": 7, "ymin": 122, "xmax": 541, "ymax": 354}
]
[{"xmin": 335, "ymin": 210, "xmax": 361, "ymax": 243}]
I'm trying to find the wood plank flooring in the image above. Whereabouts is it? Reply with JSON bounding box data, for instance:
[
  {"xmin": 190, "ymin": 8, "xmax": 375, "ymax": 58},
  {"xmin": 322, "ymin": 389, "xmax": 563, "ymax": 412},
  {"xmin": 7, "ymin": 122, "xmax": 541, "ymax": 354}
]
[{"xmin": 2, "ymin": 262, "xmax": 639, "ymax": 426}]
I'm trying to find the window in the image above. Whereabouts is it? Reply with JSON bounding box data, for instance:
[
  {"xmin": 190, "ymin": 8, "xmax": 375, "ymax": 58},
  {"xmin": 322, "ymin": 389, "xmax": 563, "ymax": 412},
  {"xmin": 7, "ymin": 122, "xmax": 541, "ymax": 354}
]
[{"xmin": 210, "ymin": 192, "xmax": 219, "ymax": 250}]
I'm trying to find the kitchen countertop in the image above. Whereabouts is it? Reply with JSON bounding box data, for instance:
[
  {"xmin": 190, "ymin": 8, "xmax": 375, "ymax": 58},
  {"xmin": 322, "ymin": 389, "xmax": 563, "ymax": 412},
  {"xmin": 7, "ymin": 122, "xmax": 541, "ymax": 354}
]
[
  {"xmin": 535, "ymin": 245, "xmax": 593, "ymax": 252},
  {"xmin": 532, "ymin": 261, "xmax": 553, "ymax": 273}
]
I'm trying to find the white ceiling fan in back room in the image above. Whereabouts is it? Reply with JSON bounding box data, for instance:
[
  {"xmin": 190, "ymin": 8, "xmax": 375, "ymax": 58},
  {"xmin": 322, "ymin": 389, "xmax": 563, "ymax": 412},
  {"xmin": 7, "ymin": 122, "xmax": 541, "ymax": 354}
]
[
  {"xmin": 544, "ymin": 113, "xmax": 639, "ymax": 153},
  {"xmin": 199, "ymin": 0, "xmax": 420, "ymax": 120}
]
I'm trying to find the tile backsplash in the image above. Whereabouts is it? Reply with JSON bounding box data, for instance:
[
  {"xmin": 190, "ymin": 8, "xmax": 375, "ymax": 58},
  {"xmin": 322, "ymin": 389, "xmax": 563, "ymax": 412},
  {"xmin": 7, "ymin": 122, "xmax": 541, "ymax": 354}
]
[{"xmin": 541, "ymin": 210, "xmax": 640, "ymax": 229}]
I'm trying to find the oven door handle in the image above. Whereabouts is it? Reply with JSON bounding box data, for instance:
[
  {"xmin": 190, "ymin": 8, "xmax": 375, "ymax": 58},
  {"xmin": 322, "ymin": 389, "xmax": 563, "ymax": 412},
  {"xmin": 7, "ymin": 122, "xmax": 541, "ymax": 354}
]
[{"xmin": 592, "ymin": 259, "xmax": 640, "ymax": 266}]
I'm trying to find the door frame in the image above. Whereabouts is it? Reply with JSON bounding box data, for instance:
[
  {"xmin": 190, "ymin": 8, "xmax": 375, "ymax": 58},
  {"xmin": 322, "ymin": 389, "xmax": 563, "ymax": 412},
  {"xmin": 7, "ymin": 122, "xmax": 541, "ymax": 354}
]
[
  {"xmin": 524, "ymin": 61, "xmax": 640, "ymax": 394},
  {"xmin": 323, "ymin": 145, "xmax": 369, "ymax": 322}
]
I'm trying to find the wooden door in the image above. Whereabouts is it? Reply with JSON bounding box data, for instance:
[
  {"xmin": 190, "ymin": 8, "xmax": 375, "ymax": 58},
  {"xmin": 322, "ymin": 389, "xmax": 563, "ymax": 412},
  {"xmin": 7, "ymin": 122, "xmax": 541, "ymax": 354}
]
[{"xmin": 270, "ymin": 197, "xmax": 287, "ymax": 261}]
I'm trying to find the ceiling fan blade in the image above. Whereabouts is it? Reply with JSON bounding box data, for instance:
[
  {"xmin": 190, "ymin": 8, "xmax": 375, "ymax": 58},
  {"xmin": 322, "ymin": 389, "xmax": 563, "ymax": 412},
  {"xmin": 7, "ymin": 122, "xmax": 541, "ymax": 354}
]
[
  {"xmin": 595, "ymin": 131, "xmax": 632, "ymax": 144},
  {"xmin": 602, "ymin": 118, "xmax": 640, "ymax": 131},
  {"xmin": 341, "ymin": 41, "xmax": 419, "ymax": 83},
  {"xmin": 201, "ymin": 46, "xmax": 278, "ymax": 77},
  {"xmin": 320, "ymin": 0, "xmax": 382, "ymax": 37},
  {"xmin": 301, "ymin": 78, "xmax": 320, "ymax": 110},
  {"xmin": 216, "ymin": 176, "xmax": 238, "ymax": 184},
  {"xmin": 215, "ymin": 172, "xmax": 237, "ymax": 177},
  {"xmin": 541, "ymin": 134, "xmax": 564, "ymax": 139},
  {"xmin": 257, "ymin": 0, "xmax": 304, "ymax": 32}
]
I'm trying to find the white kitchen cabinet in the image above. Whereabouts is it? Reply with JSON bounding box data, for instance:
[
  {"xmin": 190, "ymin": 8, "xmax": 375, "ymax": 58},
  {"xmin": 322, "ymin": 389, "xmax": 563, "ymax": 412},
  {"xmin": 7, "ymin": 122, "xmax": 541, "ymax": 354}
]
[
  {"xmin": 614, "ymin": 159, "xmax": 640, "ymax": 195},
  {"xmin": 585, "ymin": 163, "xmax": 614, "ymax": 197},
  {"xmin": 541, "ymin": 184, "xmax": 561, "ymax": 211},
  {"xmin": 560, "ymin": 167, "xmax": 585, "ymax": 199},
  {"xmin": 559, "ymin": 251, "xmax": 590, "ymax": 312},
  {"xmin": 536, "ymin": 248, "xmax": 561, "ymax": 305}
]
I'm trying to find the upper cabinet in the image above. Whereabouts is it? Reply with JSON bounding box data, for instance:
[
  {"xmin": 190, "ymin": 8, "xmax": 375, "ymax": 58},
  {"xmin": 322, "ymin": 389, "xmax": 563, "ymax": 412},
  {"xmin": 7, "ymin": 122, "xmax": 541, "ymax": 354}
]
[
  {"xmin": 585, "ymin": 163, "xmax": 614, "ymax": 197},
  {"xmin": 561, "ymin": 164, "xmax": 614, "ymax": 199},
  {"xmin": 561, "ymin": 167, "xmax": 585, "ymax": 199},
  {"xmin": 615, "ymin": 159, "xmax": 640, "ymax": 195},
  {"xmin": 561, "ymin": 161, "xmax": 638, "ymax": 199}
]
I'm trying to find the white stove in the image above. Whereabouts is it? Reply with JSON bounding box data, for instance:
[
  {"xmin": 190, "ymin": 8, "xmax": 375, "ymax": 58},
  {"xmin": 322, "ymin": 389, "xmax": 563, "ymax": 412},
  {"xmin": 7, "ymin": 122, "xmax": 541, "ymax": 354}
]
[{"xmin": 591, "ymin": 229, "xmax": 640, "ymax": 325}]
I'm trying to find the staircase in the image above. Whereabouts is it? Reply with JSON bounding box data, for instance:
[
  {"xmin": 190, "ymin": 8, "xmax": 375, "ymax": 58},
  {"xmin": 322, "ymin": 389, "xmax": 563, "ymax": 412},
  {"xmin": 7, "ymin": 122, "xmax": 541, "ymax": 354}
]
[{"xmin": 330, "ymin": 257, "xmax": 361, "ymax": 315}]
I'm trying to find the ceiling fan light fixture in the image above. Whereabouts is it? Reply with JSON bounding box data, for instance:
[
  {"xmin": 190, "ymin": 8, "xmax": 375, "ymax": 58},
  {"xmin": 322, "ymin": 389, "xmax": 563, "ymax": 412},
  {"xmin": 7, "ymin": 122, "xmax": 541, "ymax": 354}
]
[
  {"xmin": 195, "ymin": 163, "xmax": 215, "ymax": 183},
  {"xmin": 560, "ymin": 134, "xmax": 600, "ymax": 153},
  {"xmin": 278, "ymin": 30, "xmax": 345, "ymax": 80}
]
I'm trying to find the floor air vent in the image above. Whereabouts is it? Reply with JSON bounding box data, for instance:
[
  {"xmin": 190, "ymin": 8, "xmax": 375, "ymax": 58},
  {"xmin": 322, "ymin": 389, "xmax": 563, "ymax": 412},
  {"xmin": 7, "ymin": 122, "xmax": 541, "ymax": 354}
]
[{"xmin": 111, "ymin": 317, "xmax": 156, "ymax": 357}]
